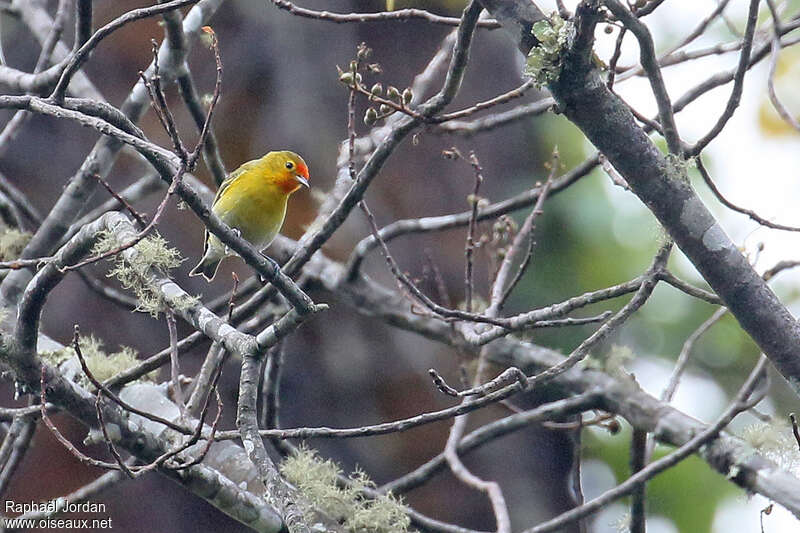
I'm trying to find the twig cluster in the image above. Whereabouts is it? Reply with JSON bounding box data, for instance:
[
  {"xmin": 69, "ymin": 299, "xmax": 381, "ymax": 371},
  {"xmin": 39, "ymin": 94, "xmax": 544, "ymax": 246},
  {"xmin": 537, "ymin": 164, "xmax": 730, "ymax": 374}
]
[{"xmin": 1, "ymin": 0, "xmax": 800, "ymax": 532}]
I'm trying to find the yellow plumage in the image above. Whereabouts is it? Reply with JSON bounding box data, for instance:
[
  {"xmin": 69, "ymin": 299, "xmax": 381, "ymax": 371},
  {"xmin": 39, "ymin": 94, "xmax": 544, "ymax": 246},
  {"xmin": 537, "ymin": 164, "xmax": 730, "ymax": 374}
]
[{"xmin": 189, "ymin": 150, "xmax": 310, "ymax": 281}]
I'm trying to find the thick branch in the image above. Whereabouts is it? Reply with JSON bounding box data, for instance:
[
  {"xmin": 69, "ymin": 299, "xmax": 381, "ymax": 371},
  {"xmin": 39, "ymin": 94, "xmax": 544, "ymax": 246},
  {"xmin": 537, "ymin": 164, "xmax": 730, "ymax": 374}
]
[
  {"xmin": 267, "ymin": 235, "xmax": 800, "ymax": 516},
  {"xmin": 478, "ymin": 0, "xmax": 800, "ymax": 395}
]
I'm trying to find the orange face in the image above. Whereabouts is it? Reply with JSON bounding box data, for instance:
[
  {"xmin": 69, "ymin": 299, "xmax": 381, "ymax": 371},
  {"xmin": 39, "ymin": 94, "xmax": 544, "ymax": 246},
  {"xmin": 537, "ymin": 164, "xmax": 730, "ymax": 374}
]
[{"xmin": 270, "ymin": 151, "xmax": 310, "ymax": 194}]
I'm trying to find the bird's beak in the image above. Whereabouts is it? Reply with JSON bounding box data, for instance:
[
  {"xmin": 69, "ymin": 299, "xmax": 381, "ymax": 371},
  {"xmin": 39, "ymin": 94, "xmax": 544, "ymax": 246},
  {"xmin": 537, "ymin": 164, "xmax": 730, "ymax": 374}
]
[{"xmin": 295, "ymin": 175, "xmax": 310, "ymax": 188}]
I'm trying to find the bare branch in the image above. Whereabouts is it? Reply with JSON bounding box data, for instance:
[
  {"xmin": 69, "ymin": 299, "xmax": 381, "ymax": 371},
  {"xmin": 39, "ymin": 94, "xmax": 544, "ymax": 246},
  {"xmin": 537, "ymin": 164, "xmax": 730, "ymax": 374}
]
[
  {"xmin": 604, "ymin": 0, "xmax": 681, "ymax": 154},
  {"xmin": 519, "ymin": 356, "xmax": 769, "ymax": 532},
  {"xmin": 488, "ymin": 150, "xmax": 557, "ymax": 315},
  {"xmin": 695, "ymin": 156, "xmax": 800, "ymax": 232},
  {"xmin": 687, "ymin": 0, "xmax": 761, "ymax": 155},
  {"xmin": 281, "ymin": 1, "xmax": 483, "ymax": 278},
  {"xmin": 269, "ymin": 0, "xmax": 501, "ymax": 28}
]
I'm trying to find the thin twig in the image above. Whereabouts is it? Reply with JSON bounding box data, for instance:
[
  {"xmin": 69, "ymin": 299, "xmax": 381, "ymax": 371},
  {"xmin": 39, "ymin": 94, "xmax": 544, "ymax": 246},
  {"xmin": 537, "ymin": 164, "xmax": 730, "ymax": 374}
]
[
  {"xmin": 71, "ymin": 325, "xmax": 193, "ymax": 435},
  {"xmin": 606, "ymin": 27, "xmax": 626, "ymax": 90},
  {"xmin": 269, "ymin": 0, "xmax": 501, "ymax": 28},
  {"xmin": 761, "ymin": 503, "xmax": 774, "ymax": 533},
  {"xmin": 616, "ymin": 0, "xmax": 733, "ymax": 81},
  {"xmin": 598, "ymin": 153, "xmax": 630, "ymax": 190},
  {"xmin": 94, "ymin": 390, "xmax": 135, "ymax": 478},
  {"xmin": 428, "ymin": 367, "xmax": 527, "ymax": 398},
  {"xmin": 434, "ymin": 97, "xmax": 555, "ymax": 136},
  {"xmin": 228, "ymin": 271, "xmax": 239, "ymax": 321},
  {"xmin": 91, "ymin": 174, "xmax": 148, "ymax": 228},
  {"xmin": 139, "ymin": 42, "xmax": 188, "ymax": 162},
  {"xmin": 425, "ymin": 249, "xmax": 452, "ymax": 308},
  {"xmin": 175, "ymin": 28, "xmax": 227, "ymax": 184},
  {"xmin": 62, "ymin": 25, "xmax": 223, "ymax": 273},
  {"xmin": 604, "ymin": 0, "xmax": 681, "ymax": 155},
  {"xmin": 483, "ymin": 243, "xmax": 670, "ymax": 381},
  {"xmin": 40, "ymin": 367, "xmax": 123, "ymax": 471},
  {"xmin": 520, "ymin": 355, "xmax": 769, "ymax": 532},
  {"xmin": 280, "ymin": 1, "xmax": 482, "ymax": 279},
  {"xmin": 62, "ymin": 162, "xmax": 187, "ymax": 272},
  {"xmin": 569, "ymin": 414, "xmax": 587, "ymax": 533},
  {"xmin": 215, "ymin": 375, "xmax": 531, "ymax": 441},
  {"xmin": 431, "ymin": 80, "xmax": 535, "ymax": 123},
  {"xmin": 0, "ymin": 257, "xmax": 52, "ymax": 270},
  {"xmin": 658, "ymin": 270, "xmax": 721, "ymax": 305},
  {"xmin": 48, "ymin": 0, "xmax": 201, "ymax": 103},
  {"xmin": 462, "ymin": 150, "xmax": 484, "ymax": 313},
  {"xmin": 380, "ymin": 394, "xmax": 601, "ymax": 495},
  {"xmin": 765, "ymin": 7, "xmax": 800, "ymax": 133},
  {"xmin": 629, "ymin": 429, "xmax": 647, "ymax": 533},
  {"xmin": 186, "ymin": 272, "xmax": 240, "ymax": 416},
  {"xmin": 345, "ymin": 155, "xmax": 598, "ymax": 278},
  {"xmin": 490, "ymin": 150, "xmax": 557, "ymax": 315},
  {"xmin": 661, "ymin": 307, "xmax": 728, "ymax": 404},
  {"xmin": 443, "ymin": 354, "xmax": 511, "ymax": 533},
  {"xmin": 695, "ymin": 156, "xmax": 800, "ymax": 232},
  {"xmin": 688, "ymin": 0, "xmax": 761, "ymax": 155}
]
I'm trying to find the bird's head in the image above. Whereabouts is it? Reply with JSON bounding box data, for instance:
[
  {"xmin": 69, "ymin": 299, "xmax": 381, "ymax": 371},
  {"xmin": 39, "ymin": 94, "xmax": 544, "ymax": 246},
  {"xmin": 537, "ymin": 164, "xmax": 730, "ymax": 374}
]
[{"xmin": 263, "ymin": 150, "xmax": 310, "ymax": 194}]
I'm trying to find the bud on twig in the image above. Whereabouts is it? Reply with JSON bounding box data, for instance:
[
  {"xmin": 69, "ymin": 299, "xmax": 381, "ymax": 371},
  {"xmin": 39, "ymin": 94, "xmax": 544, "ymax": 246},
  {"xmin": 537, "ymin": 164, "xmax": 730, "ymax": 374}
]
[
  {"xmin": 339, "ymin": 72, "xmax": 354, "ymax": 85},
  {"xmin": 364, "ymin": 107, "xmax": 378, "ymax": 126},
  {"xmin": 357, "ymin": 42, "xmax": 372, "ymax": 60}
]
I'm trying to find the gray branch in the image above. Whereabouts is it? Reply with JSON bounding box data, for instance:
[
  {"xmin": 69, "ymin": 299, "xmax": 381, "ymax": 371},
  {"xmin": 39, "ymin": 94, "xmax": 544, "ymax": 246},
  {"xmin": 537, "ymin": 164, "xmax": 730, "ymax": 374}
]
[{"xmin": 476, "ymin": 0, "xmax": 800, "ymax": 396}]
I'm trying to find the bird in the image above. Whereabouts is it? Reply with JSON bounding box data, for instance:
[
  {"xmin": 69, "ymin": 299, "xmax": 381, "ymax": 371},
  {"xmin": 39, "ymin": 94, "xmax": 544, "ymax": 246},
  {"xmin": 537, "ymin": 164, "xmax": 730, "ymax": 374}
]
[{"xmin": 189, "ymin": 150, "xmax": 310, "ymax": 281}]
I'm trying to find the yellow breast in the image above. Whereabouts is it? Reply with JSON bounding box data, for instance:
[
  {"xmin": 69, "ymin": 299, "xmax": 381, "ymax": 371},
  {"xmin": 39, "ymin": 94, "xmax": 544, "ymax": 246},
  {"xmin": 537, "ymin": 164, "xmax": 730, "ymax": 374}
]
[{"xmin": 212, "ymin": 170, "xmax": 289, "ymax": 250}]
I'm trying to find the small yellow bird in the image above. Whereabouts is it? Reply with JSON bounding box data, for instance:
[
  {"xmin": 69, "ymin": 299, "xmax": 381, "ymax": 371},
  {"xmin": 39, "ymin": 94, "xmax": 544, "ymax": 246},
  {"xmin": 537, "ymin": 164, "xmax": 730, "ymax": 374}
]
[{"xmin": 189, "ymin": 150, "xmax": 310, "ymax": 281}]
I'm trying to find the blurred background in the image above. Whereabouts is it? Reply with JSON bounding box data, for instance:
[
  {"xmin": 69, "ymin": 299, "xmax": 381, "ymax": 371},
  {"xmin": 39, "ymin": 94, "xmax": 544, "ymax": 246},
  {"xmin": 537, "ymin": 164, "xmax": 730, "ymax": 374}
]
[{"xmin": 1, "ymin": 0, "xmax": 800, "ymax": 531}]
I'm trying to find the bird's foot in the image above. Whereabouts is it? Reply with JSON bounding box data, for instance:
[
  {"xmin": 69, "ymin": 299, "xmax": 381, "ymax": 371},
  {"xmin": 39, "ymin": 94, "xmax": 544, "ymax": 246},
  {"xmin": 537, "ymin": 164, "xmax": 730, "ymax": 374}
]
[{"xmin": 258, "ymin": 253, "xmax": 281, "ymax": 284}]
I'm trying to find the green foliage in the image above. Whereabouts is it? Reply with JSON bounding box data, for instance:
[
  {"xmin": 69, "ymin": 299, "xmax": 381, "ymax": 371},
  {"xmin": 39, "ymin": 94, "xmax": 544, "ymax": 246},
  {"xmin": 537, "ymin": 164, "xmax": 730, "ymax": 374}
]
[
  {"xmin": 0, "ymin": 226, "xmax": 31, "ymax": 261},
  {"xmin": 280, "ymin": 447, "xmax": 410, "ymax": 533},
  {"xmin": 93, "ymin": 231, "xmax": 193, "ymax": 317},
  {"xmin": 524, "ymin": 15, "xmax": 571, "ymax": 88}
]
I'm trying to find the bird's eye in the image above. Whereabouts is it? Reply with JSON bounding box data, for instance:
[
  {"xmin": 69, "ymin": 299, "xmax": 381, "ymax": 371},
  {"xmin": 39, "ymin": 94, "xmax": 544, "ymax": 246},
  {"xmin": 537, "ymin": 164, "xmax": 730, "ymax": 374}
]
[{"xmin": 285, "ymin": 161, "xmax": 294, "ymax": 170}]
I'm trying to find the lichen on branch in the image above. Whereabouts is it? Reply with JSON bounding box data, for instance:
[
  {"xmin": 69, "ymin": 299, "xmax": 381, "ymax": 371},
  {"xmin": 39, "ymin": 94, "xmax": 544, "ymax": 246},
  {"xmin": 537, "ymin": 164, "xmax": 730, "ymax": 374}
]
[
  {"xmin": 41, "ymin": 334, "xmax": 156, "ymax": 389},
  {"xmin": 280, "ymin": 447, "xmax": 410, "ymax": 533},
  {"xmin": 0, "ymin": 226, "xmax": 32, "ymax": 261},
  {"xmin": 92, "ymin": 231, "xmax": 196, "ymax": 316},
  {"xmin": 523, "ymin": 14, "xmax": 571, "ymax": 88}
]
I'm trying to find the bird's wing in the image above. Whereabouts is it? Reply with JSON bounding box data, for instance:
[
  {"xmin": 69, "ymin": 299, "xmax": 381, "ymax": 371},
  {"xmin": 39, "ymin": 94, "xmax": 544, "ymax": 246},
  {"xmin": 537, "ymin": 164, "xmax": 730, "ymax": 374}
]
[
  {"xmin": 212, "ymin": 159, "xmax": 260, "ymax": 208},
  {"xmin": 203, "ymin": 159, "xmax": 260, "ymax": 251}
]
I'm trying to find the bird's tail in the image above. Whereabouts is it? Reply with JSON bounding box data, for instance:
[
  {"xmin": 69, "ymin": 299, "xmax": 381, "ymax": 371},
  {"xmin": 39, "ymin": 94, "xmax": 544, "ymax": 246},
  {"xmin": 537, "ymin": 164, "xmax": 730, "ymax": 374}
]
[{"xmin": 189, "ymin": 253, "xmax": 222, "ymax": 281}]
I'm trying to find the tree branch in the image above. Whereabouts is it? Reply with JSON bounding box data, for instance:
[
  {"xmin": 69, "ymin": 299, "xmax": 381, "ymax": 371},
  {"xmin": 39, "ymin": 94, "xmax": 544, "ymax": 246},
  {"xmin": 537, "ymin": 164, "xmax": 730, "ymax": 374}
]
[{"xmin": 477, "ymin": 0, "xmax": 800, "ymax": 396}]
